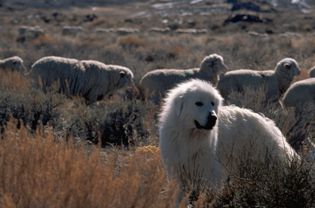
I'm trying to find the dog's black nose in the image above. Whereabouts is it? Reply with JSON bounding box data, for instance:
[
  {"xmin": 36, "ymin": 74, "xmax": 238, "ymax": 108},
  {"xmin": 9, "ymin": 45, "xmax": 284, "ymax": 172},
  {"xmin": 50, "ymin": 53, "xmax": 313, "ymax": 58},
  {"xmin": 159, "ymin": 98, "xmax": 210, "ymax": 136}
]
[
  {"xmin": 206, "ymin": 112, "xmax": 217, "ymax": 128},
  {"xmin": 194, "ymin": 111, "xmax": 217, "ymax": 130}
]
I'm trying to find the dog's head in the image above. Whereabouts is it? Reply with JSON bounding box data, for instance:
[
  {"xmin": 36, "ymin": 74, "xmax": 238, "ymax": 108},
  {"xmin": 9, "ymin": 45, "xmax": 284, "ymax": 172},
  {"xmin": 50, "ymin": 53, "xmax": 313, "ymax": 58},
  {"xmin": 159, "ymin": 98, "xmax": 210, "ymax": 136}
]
[{"xmin": 161, "ymin": 79, "xmax": 223, "ymax": 131}]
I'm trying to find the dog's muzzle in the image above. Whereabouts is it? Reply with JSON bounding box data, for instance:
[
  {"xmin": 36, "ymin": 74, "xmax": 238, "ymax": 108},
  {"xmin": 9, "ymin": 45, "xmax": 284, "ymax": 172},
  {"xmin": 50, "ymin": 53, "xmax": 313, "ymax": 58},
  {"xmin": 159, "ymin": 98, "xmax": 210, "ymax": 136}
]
[{"xmin": 194, "ymin": 112, "xmax": 217, "ymax": 130}]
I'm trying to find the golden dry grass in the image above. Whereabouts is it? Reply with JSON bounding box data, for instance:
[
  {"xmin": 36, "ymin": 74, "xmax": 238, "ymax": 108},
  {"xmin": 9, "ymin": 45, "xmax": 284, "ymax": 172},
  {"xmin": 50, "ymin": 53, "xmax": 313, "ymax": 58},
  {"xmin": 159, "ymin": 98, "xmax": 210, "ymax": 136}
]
[
  {"xmin": 0, "ymin": 122, "xmax": 177, "ymax": 208},
  {"xmin": 0, "ymin": 71, "xmax": 30, "ymax": 92},
  {"xmin": 118, "ymin": 35, "xmax": 147, "ymax": 49}
]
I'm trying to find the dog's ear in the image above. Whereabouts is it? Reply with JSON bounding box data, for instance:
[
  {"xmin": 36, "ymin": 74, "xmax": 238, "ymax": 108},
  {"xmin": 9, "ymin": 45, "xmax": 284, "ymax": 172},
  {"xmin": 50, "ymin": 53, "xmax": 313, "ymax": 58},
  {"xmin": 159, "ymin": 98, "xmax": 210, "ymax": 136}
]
[{"xmin": 175, "ymin": 95, "xmax": 184, "ymax": 117}]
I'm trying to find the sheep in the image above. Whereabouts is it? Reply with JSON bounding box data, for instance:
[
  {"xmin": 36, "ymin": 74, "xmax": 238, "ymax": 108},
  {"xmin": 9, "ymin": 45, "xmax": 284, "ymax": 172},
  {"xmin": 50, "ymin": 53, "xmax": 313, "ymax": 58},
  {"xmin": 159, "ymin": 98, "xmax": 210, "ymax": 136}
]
[
  {"xmin": 115, "ymin": 28, "xmax": 140, "ymax": 35},
  {"xmin": 0, "ymin": 56, "xmax": 27, "ymax": 72},
  {"xmin": 140, "ymin": 54, "xmax": 227, "ymax": 103},
  {"xmin": 30, "ymin": 56, "xmax": 134, "ymax": 103},
  {"xmin": 281, "ymin": 78, "xmax": 315, "ymax": 151},
  {"xmin": 175, "ymin": 28, "xmax": 208, "ymax": 34},
  {"xmin": 281, "ymin": 78, "xmax": 315, "ymax": 114},
  {"xmin": 17, "ymin": 26, "xmax": 44, "ymax": 42},
  {"xmin": 309, "ymin": 67, "xmax": 315, "ymax": 77},
  {"xmin": 217, "ymin": 58, "xmax": 300, "ymax": 103},
  {"xmin": 62, "ymin": 26, "xmax": 83, "ymax": 36},
  {"xmin": 149, "ymin": 27, "xmax": 171, "ymax": 34}
]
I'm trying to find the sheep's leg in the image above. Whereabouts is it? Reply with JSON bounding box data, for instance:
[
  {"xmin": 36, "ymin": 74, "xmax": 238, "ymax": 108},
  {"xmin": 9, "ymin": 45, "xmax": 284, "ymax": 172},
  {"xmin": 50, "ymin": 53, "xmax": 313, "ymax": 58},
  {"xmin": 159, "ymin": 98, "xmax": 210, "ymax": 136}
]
[
  {"xmin": 83, "ymin": 88, "xmax": 97, "ymax": 104},
  {"xmin": 42, "ymin": 79, "xmax": 49, "ymax": 93},
  {"xmin": 287, "ymin": 111, "xmax": 312, "ymax": 151},
  {"xmin": 86, "ymin": 89, "xmax": 106, "ymax": 104},
  {"xmin": 59, "ymin": 78, "xmax": 66, "ymax": 94},
  {"xmin": 40, "ymin": 83, "xmax": 46, "ymax": 93},
  {"xmin": 62, "ymin": 79, "xmax": 72, "ymax": 96}
]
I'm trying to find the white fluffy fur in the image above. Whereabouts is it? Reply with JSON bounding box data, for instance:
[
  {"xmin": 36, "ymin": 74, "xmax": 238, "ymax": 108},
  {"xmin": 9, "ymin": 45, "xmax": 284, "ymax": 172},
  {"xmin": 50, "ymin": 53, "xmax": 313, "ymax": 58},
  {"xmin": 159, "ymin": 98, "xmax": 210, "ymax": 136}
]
[
  {"xmin": 159, "ymin": 79, "xmax": 298, "ymax": 207},
  {"xmin": 217, "ymin": 105, "xmax": 297, "ymax": 174}
]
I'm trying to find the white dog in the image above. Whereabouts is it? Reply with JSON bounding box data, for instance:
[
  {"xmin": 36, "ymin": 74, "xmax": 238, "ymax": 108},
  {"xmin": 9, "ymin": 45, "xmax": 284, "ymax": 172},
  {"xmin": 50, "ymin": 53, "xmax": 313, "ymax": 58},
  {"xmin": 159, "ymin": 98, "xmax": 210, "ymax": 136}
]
[{"xmin": 159, "ymin": 79, "xmax": 298, "ymax": 207}]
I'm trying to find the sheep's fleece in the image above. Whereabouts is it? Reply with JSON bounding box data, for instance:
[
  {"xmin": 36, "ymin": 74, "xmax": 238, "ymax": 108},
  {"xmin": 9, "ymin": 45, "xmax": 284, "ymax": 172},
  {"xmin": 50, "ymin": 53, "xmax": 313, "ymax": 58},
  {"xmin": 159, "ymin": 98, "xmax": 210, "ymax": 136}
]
[{"xmin": 31, "ymin": 56, "xmax": 134, "ymax": 103}]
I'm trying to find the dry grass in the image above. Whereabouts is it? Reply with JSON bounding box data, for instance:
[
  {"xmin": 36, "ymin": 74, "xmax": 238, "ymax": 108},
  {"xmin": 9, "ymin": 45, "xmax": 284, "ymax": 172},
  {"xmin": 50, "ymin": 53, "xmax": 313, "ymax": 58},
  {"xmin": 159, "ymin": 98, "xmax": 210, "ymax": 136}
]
[
  {"xmin": 118, "ymin": 35, "xmax": 147, "ymax": 49},
  {"xmin": 1, "ymin": 120, "xmax": 314, "ymax": 208},
  {"xmin": 0, "ymin": 122, "xmax": 177, "ymax": 208},
  {"xmin": 0, "ymin": 71, "xmax": 30, "ymax": 93}
]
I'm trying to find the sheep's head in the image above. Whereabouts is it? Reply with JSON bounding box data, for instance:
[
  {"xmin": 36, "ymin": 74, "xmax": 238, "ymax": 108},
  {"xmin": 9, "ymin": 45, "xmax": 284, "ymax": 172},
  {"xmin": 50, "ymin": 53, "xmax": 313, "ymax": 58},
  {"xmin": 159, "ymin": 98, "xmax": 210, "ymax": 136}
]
[
  {"xmin": 200, "ymin": 54, "xmax": 227, "ymax": 79},
  {"xmin": 114, "ymin": 66, "xmax": 134, "ymax": 89},
  {"xmin": 275, "ymin": 58, "xmax": 300, "ymax": 79},
  {"xmin": 1, "ymin": 56, "xmax": 27, "ymax": 72},
  {"xmin": 309, "ymin": 67, "xmax": 315, "ymax": 78}
]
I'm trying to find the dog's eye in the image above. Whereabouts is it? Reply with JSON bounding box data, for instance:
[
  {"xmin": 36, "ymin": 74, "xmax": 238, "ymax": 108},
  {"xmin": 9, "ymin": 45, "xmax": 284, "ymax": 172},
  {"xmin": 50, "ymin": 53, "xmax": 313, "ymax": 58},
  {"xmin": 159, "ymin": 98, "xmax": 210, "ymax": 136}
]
[
  {"xmin": 211, "ymin": 101, "xmax": 215, "ymax": 106},
  {"xmin": 195, "ymin": 101, "xmax": 203, "ymax": 107}
]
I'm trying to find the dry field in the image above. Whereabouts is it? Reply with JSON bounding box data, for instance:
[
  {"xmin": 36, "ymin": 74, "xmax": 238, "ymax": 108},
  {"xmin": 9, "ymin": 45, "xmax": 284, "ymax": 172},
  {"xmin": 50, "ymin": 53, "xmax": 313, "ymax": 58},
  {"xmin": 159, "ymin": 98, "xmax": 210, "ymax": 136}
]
[{"xmin": 0, "ymin": 1, "xmax": 314, "ymax": 207}]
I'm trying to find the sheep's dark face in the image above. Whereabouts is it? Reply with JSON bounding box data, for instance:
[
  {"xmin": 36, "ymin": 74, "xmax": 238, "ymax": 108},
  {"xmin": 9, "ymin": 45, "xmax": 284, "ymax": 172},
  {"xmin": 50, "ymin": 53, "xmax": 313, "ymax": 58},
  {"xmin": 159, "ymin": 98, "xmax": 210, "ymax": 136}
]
[
  {"xmin": 276, "ymin": 58, "xmax": 300, "ymax": 78},
  {"xmin": 116, "ymin": 68, "xmax": 134, "ymax": 89}
]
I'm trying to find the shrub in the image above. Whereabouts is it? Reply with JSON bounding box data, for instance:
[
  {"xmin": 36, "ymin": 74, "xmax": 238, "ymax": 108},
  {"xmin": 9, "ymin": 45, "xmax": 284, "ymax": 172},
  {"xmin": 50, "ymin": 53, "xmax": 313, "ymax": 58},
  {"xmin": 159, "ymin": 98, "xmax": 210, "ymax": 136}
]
[{"xmin": 0, "ymin": 123, "xmax": 175, "ymax": 208}]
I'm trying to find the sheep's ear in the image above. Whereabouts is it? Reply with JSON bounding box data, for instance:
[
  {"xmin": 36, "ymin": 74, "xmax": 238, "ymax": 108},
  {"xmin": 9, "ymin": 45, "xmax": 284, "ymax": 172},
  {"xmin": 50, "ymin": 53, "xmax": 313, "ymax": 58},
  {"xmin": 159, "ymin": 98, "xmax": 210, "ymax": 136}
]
[{"xmin": 175, "ymin": 95, "xmax": 184, "ymax": 117}]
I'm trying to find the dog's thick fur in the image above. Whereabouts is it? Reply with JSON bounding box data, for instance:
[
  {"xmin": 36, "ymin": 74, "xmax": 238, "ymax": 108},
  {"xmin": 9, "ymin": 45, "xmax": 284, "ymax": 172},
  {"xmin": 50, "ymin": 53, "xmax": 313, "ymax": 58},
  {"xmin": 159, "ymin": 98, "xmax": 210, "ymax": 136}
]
[
  {"xmin": 159, "ymin": 79, "xmax": 298, "ymax": 207},
  {"xmin": 159, "ymin": 79, "xmax": 224, "ymax": 184}
]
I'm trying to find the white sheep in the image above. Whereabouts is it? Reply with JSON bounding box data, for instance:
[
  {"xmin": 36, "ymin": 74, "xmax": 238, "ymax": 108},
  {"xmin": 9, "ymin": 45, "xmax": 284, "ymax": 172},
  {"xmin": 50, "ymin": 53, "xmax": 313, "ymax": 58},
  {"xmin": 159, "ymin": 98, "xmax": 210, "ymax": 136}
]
[
  {"xmin": 0, "ymin": 56, "xmax": 27, "ymax": 72},
  {"xmin": 281, "ymin": 78, "xmax": 315, "ymax": 114},
  {"xmin": 31, "ymin": 56, "xmax": 134, "ymax": 103},
  {"xmin": 62, "ymin": 26, "xmax": 83, "ymax": 36},
  {"xmin": 309, "ymin": 67, "xmax": 315, "ymax": 78},
  {"xmin": 149, "ymin": 27, "xmax": 171, "ymax": 34},
  {"xmin": 140, "ymin": 54, "xmax": 227, "ymax": 102},
  {"xmin": 217, "ymin": 58, "xmax": 300, "ymax": 103},
  {"xmin": 17, "ymin": 26, "xmax": 44, "ymax": 41}
]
